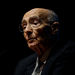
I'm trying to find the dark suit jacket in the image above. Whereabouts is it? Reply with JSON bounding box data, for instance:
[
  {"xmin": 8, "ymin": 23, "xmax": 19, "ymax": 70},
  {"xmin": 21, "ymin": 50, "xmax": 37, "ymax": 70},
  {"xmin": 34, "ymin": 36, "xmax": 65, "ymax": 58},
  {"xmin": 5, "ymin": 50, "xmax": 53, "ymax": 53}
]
[{"xmin": 14, "ymin": 40, "xmax": 75, "ymax": 75}]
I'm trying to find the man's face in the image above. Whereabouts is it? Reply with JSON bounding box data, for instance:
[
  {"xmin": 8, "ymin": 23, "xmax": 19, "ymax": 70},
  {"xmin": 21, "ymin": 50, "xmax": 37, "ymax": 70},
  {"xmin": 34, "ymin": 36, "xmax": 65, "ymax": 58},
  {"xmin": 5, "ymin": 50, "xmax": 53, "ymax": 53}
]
[{"xmin": 21, "ymin": 9, "xmax": 56, "ymax": 53}]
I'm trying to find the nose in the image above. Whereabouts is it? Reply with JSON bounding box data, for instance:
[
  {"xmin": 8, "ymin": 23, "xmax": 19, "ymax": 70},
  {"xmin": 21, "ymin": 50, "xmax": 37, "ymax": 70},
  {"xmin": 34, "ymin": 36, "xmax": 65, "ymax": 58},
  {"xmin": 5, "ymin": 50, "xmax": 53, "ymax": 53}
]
[{"xmin": 24, "ymin": 24, "xmax": 32, "ymax": 36}]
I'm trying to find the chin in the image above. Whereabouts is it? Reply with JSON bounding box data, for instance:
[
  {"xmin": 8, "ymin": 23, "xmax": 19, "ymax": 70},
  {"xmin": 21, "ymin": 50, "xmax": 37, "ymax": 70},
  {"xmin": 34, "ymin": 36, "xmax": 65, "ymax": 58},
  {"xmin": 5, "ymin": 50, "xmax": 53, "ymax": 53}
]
[
  {"xmin": 28, "ymin": 41, "xmax": 39, "ymax": 49},
  {"xmin": 28, "ymin": 42, "xmax": 41, "ymax": 56}
]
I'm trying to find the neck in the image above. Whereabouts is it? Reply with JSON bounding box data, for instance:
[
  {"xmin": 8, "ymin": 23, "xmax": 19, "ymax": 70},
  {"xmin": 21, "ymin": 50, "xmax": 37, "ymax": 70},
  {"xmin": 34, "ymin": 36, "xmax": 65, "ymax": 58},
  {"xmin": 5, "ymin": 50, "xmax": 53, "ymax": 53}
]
[
  {"xmin": 39, "ymin": 47, "xmax": 51, "ymax": 62},
  {"xmin": 37, "ymin": 41, "xmax": 58, "ymax": 62},
  {"xmin": 36, "ymin": 43, "xmax": 51, "ymax": 62}
]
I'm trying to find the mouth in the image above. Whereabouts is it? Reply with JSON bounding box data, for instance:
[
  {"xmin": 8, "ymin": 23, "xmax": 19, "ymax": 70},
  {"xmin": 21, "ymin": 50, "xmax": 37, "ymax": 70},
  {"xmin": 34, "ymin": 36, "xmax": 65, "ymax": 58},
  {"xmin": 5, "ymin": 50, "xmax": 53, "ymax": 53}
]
[{"xmin": 27, "ymin": 38, "xmax": 37, "ymax": 43}]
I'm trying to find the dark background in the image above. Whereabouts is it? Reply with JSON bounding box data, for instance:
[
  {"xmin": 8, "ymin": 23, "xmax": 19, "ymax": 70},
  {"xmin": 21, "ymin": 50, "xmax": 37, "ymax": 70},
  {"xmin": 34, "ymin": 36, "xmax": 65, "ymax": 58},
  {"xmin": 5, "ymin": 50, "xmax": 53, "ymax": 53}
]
[{"xmin": 0, "ymin": 1, "xmax": 75, "ymax": 75}]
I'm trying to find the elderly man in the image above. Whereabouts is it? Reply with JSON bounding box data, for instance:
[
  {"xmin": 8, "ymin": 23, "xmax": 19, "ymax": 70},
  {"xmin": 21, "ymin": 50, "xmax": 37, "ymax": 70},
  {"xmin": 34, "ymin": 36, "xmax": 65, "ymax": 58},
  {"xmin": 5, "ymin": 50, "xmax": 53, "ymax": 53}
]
[{"xmin": 14, "ymin": 8, "xmax": 75, "ymax": 75}]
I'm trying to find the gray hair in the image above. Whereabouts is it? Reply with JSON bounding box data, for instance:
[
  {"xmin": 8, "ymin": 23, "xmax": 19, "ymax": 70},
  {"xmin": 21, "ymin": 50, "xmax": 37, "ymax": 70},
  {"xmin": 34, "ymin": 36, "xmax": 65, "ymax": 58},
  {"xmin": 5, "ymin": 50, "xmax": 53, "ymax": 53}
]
[{"xmin": 47, "ymin": 9, "xmax": 59, "ymax": 22}]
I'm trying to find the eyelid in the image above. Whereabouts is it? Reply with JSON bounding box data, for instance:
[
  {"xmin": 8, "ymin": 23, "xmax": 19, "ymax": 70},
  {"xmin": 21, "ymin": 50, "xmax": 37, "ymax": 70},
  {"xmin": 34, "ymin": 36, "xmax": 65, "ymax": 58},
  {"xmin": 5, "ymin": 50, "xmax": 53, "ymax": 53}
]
[
  {"xmin": 22, "ymin": 20, "xmax": 27, "ymax": 25},
  {"xmin": 29, "ymin": 17, "xmax": 40, "ymax": 23},
  {"xmin": 34, "ymin": 20, "xmax": 39, "ymax": 24},
  {"xmin": 21, "ymin": 23, "xmax": 27, "ymax": 29}
]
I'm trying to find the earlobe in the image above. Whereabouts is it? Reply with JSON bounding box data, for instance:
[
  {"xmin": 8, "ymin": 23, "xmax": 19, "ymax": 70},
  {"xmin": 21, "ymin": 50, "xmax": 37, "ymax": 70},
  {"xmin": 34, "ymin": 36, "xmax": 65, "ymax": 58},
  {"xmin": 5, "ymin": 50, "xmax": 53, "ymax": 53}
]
[{"xmin": 51, "ymin": 22, "xmax": 60, "ymax": 34}]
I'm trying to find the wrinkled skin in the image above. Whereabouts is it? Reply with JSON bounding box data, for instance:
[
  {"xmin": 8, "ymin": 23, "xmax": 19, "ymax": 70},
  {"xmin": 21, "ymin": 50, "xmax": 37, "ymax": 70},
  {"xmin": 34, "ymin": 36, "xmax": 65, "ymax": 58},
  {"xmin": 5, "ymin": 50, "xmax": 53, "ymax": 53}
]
[{"xmin": 21, "ymin": 8, "xmax": 59, "ymax": 56}]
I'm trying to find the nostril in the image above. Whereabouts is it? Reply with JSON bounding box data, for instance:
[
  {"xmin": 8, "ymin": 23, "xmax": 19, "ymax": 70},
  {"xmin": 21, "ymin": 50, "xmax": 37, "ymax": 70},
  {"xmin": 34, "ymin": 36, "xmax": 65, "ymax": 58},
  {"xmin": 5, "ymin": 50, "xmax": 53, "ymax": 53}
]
[{"xmin": 27, "ymin": 31, "xmax": 32, "ymax": 36}]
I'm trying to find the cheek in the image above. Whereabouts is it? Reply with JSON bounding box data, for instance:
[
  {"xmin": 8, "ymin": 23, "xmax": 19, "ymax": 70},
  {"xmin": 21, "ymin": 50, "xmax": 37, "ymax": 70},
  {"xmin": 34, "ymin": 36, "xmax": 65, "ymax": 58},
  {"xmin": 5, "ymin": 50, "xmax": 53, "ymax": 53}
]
[
  {"xmin": 32, "ymin": 29, "xmax": 39, "ymax": 38},
  {"xmin": 33, "ymin": 25, "xmax": 44, "ymax": 36},
  {"xmin": 23, "ymin": 32, "xmax": 27, "ymax": 40},
  {"xmin": 23, "ymin": 33, "xmax": 25, "ymax": 38},
  {"xmin": 35, "ymin": 25, "xmax": 51, "ymax": 38}
]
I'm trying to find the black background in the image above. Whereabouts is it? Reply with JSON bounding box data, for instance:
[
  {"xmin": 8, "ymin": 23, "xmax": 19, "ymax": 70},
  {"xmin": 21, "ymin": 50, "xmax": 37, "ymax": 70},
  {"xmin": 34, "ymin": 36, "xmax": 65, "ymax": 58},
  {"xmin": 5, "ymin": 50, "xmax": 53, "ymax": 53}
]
[{"xmin": 0, "ymin": 1, "xmax": 75, "ymax": 75}]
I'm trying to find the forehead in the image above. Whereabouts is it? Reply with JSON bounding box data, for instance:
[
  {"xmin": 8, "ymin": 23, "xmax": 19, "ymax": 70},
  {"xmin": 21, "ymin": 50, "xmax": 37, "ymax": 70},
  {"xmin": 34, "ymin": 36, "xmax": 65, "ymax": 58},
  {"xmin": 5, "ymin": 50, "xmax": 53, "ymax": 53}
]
[
  {"xmin": 22, "ymin": 8, "xmax": 50, "ymax": 21},
  {"xmin": 23, "ymin": 13, "xmax": 39, "ymax": 21}
]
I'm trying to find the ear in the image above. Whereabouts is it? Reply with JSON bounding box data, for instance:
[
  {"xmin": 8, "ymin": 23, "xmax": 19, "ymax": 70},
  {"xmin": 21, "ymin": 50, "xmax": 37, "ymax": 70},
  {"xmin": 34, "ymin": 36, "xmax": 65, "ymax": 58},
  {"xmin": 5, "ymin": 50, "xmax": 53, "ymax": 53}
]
[{"xmin": 50, "ymin": 22, "xmax": 60, "ymax": 34}]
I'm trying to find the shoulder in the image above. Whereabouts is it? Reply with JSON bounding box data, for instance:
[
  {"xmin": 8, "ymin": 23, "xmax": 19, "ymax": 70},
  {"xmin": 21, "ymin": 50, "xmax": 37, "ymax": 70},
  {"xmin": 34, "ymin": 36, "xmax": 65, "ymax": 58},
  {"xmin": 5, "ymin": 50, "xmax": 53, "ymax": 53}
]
[
  {"xmin": 50, "ymin": 40, "xmax": 75, "ymax": 58},
  {"xmin": 62, "ymin": 40, "xmax": 75, "ymax": 54},
  {"xmin": 14, "ymin": 53, "xmax": 37, "ymax": 75},
  {"xmin": 48, "ymin": 40, "xmax": 75, "ymax": 75},
  {"xmin": 57, "ymin": 40, "xmax": 75, "ymax": 59},
  {"xmin": 48, "ymin": 40, "xmax": 75, "ymax": 67},
  {"xmin": 17, "ymin": 53, "xmax": 37, "ymax": 67},
  {"xmin": 53, "ymin": 40, "xmax": 75, "ymax": 68},
  {"xmin": 57, "ymin": 40, "xmax": 75, "ymax": 55}
]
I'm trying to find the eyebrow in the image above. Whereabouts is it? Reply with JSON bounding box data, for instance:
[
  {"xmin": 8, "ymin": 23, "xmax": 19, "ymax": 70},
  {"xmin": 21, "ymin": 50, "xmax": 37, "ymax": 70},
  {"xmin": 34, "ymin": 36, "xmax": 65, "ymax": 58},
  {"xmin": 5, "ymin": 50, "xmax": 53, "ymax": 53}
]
[
  {"xmin": 22, "ymin": 16, "xmax": 39, "ymax": 23},
  {"xmin": 29, "ymin": 16, "xmax": 39, "ymax": 20},
  {"xmin": 21, "ymin": 19, "xmax": 27, "ymax": 24}
]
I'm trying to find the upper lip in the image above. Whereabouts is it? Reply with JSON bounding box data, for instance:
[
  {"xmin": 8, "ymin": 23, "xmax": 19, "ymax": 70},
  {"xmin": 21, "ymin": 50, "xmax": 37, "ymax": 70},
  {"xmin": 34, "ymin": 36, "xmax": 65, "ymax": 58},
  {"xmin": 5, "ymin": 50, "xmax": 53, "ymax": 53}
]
[{"xmin": 28, "ymin": 38, "xmax": 37, "ymax": 41}]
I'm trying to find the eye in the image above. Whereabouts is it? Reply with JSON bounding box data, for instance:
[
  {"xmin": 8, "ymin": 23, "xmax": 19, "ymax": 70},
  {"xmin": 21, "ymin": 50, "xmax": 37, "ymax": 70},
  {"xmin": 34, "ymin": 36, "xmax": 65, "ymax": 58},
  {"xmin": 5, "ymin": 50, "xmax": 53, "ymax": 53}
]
[
  {"xmin": 21, "ymin": 23, "xmax": 27, "ymax": 29},
  {"xmin": 29, "ymin": 17, "xmax": 40, "ymax": 26},
  {"xmin": 21, "ymin": 20, "xmax": 27, "ymax": 29},
  {"xmin": 33, "ymin": 19, "xmax": 39, "ymax": 25}
]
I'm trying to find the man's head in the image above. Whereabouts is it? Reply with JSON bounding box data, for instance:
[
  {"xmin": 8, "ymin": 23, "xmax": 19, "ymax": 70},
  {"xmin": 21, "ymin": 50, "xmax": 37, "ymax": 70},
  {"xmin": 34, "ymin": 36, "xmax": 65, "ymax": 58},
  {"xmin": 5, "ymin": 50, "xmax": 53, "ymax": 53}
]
[{"xmin": 21, "ymin": 8, "xmax": 60, "ymax": 55}]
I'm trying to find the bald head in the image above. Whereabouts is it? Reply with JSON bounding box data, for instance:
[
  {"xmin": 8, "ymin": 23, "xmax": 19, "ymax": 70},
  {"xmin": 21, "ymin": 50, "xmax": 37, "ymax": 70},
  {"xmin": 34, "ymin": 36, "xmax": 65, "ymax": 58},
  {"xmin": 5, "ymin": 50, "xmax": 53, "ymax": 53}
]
[
  {"xmin": 24, "ymin": 8, "xmax": 51, "ymax": 17},
  {"xmin": 22, "ymin": 8, "xmax": 59, "ymax": 23}
]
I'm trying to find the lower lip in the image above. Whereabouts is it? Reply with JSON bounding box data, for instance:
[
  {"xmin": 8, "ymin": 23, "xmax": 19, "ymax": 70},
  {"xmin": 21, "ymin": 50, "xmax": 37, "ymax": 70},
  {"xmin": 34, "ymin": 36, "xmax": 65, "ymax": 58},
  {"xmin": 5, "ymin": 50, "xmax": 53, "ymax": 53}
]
[{"xmin": 28, "ymin": 39, "xmax": 36, "ymax": 43}]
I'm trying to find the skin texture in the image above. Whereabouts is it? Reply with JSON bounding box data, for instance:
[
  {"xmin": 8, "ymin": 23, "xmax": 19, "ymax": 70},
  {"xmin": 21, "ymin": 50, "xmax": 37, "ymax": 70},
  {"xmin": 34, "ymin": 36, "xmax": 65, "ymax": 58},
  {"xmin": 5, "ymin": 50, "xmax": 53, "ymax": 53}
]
[{"xmin": 21, "ymin": 8, "xmax": 59, "ymax": 59}]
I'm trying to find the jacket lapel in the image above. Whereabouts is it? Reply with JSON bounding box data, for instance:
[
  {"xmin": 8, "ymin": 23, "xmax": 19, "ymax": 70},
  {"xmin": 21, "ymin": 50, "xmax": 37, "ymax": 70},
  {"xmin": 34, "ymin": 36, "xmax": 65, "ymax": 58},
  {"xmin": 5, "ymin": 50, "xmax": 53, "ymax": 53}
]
[{"xmin": 26, "ymin": 53, "xmax": 37, "ymax": 75}]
